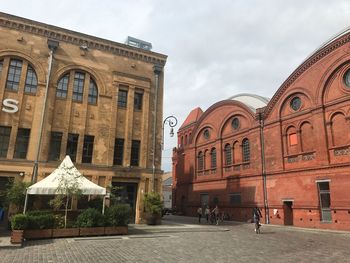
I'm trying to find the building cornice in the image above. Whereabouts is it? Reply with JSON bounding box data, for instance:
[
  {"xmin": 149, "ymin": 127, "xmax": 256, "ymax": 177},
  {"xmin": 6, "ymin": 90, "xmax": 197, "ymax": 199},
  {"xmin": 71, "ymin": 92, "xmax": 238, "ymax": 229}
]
[{"xmin": 0, "ymin": 12, "xmax": 167, "ymax": 66}]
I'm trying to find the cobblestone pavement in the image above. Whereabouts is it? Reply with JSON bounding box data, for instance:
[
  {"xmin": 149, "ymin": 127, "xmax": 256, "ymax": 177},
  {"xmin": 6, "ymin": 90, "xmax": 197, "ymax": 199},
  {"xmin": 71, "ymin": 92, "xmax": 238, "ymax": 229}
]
[{"xmin": 1, "ymin": 215, "xmax": 350, "ymax": 263}]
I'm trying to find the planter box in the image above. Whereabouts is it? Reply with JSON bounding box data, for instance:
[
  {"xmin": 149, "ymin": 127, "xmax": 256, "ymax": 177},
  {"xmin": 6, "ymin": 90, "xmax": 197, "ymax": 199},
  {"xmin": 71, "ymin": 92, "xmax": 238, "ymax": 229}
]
[
  {"xmin": 79, "ymin": 227, "xmax": 105, "ymax": 236},
  {"xmin": 24, "ymin": 229, "xmax": 53, "ymax": 239},
  {"xmin": 146, "ymin": 214, "xmax": 162, "ymax": 225},
  {"xmin": 11, "ymin": 230, "xmax": 24, "ymax": 244},
  {"xmin": 104, "ymin": 226, "xmax": 128, "ymax": 235},
  {"xmin": 52, "ymin": 228, "xmax": 80, "ymax": 238}
]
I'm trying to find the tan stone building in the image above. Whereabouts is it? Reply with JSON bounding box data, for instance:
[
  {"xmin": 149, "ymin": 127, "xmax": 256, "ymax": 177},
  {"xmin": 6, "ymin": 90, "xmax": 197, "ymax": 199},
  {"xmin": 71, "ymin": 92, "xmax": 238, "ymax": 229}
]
[{"xmin": 0, "ymin": 12, "xmax": 167, "ymax": 223}]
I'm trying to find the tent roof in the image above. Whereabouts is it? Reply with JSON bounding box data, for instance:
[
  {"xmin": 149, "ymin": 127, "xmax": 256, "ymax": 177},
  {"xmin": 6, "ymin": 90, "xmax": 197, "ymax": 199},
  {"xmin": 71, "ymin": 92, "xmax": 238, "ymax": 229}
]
[{"xmin": 27, "ymin": 156, "xmax": 106, "ymax": 195}]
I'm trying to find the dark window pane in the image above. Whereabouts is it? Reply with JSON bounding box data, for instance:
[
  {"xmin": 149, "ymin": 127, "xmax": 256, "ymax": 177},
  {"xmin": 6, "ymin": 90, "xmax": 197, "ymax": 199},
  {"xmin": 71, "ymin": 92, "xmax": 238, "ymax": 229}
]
[
  {"xmin": 6, "ymin": 59, "xmax": 22, "ymax": 91},
  {"xmin": 224, "ymin": 144, "xmax": 232, "ymax": 165},
  {"xmin": 118, "ymin": 88, "xmax": 128, "ymax": 108},
  {"xmin": 56, "ymin": 74, "xmax": 69, "ymax": 98},
  {"xmin": 0, "ymin": 126, "xmax": 11, "ymax": 158},
  {"xmin": 82, "ymin": 135, "xmax": 94, "ymax": 163},
  {"xmin": 230, "ymin": 194, "xmax": 241, "ymax": 205},
  {"xmin": 88, "ymin": 79, "xmax": 98, "ymax": 104},
  {"xmin": 211, "ymin": 148, "xmax": 216, "ymax": 168},
  {"xmin": 113, "ymin": 138, "xmax": 124, "ymax": 165},
  {"xmin": 24, "ymin": 65, "xmax": 38, "ymax": 93},
  {"xmin": 242, "ymin": 138, "xmax": 250, "ymax": 162},
  {"xmin": 14, "ymin": 128, "xmax": 30, "ymax": 159},
  {"xmin": 320, "ymin": 193, "xmax": 331, "ymax": 208},
  {"xmin": 48, "ymin": 132, "xmax": 63, "ymax": 161},
  {"xmin": 198, "ymin": 151, "xmax": 204, "ymax": 171},
  {"xmin": 73, "ymin": 72, "xmax": 85, "ymax": 102},
  {"xmin": 318, "ymin": 182, "xmax": 330, "ymax": 191},
  {"xmin": 134, "ymin": 92, "xmax": 143, "ymax": 110},
  {"xmin": 66, "ymin": 133, "xmax": 79, "ymax": 162},
  {"xmin": 130, "ymin": 140, "xmax": 140, "ymax": 166},
  {"xmin": 0, "ymin": 60, "xmax": 3, "ymax": 77}
]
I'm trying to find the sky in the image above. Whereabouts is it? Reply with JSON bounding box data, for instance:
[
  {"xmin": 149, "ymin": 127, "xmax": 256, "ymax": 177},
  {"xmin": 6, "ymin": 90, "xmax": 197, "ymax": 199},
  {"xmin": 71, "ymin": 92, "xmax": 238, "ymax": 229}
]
[{"xmin": 2, "ymin": 0, "xmax": 350, "ymax": 171}]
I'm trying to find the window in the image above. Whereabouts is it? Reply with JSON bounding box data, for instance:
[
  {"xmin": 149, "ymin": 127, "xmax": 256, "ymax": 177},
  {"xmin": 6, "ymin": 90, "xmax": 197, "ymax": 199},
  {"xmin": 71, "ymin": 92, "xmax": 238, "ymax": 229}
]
[
  {"xmin": 82, "ymin": 135, "xmax": 94, "ymax": 163},
  {"xmin": 224, "ymin": 144, "xmax": 232, "ymax": 165},
  {"xmin": 118, "ymin": 89, "xmax": 128, "ymax": 108},
  {"xmin": 230, "ymin": 193, "xmax": 241, "ymax": 205},
  {"xmin": 130, "ymin": 140, "xmax": 140, "ymax": 166},
  {"xmin": 185, "ymin": 135, "xmax": 188, "ymax": 145},
  {"xmin": 242, "ymin": 138, "xmax": 250, "ymax": 162},
  {"xmin": 134, "ymin": 91, "xmax": 143, "ymax": 110},
  {"xmin": 6, "ymin": 59, "xmax": 22, "ymax": 91},
  {"xmin": 0, "ymin": 60, "xmax": 3, "ymax": 76},
  {"xmin": 73, "ymin": 72, "xmax": 85, "ymax": 102},
  {"xmin": 113, "ymin": 138, "xmax": 124, "ymax": 165},
  {"xmin": 56, "ymin": 74, "xmax": 69, "ymax": 98},
  {"xmin": 66, "ymin": 133, "xmax": 79, "ymax": 162},
  {"xmin": 317, "ymin": 181, "xmax": 332, "ymax": 222},
  {"xmin": 232, "ymin": 117, "xmax": 240, "ymax": 130},
  {"xmin": 14, "ymin": 128, "xmax": 30, "ymax": 159},
  {"xmin": 198, "ymin": 151, "xmax": 204, "ymax": 170},
  {"xmin": 24, "ymin": 65, "xmax": 38, "ymax": 93},
  {"xmin": 48, "ymin": 132, "xmax": 63, "ymax": 161},
  {"xmin": 0, "ymin": 126, "xmax": 11, "ymax": 158},
  {"xmin": 289, "ymin": 133, "xmax": 298, "ymax": 146},
  {"xmin": 203, "ymin": 129, "xmax": 210, "ymax": 139},
  {"xmin": 88, "ymin": 79, "xmax": 98, "ymax": 104},
  {"xmin": 290, "ymin": 97, "xmax": 301, "ymax": 111},
  {"xmin": 211, "ymin": 148, "xmax": 216, "ymax": 168},
  {"xmin": 343, "ymin": 69, "xmax": 350, "ymax": 88}
]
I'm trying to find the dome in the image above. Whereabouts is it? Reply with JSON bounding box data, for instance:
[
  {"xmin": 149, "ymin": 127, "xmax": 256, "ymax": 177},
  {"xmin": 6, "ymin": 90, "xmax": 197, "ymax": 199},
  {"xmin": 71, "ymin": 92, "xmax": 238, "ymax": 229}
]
[{"xmin": 227, "ymin": 93, "xmax": 270, "ymax": 112}]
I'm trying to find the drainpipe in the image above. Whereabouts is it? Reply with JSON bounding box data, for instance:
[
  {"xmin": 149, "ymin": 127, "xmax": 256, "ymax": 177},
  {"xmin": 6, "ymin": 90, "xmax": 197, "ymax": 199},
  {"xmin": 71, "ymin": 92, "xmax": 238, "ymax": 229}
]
[
  {"xmin": 152, "ymin": 64, "xmax": 162, "ymax": 191},
  {"xmin": 31, "ymin": 39, "xmax": 59, "ymax": 183},
  {"xmin": 259, "ymin": 111, "xmax": 269, "ymax": 224}
]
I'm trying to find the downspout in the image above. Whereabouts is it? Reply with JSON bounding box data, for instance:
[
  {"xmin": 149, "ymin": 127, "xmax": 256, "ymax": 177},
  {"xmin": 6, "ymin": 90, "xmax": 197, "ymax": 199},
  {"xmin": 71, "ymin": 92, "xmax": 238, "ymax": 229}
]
[
  {"xmin": 152, "ymin": 64, "xmax": 162, "ymax": 191},
  {"xmin": 259, "ymin": 111, "xmax": 269, "ymax": 224},
  {"xmin": 31, "ymin": 39, "xmax": 59, "ymax": 183}
]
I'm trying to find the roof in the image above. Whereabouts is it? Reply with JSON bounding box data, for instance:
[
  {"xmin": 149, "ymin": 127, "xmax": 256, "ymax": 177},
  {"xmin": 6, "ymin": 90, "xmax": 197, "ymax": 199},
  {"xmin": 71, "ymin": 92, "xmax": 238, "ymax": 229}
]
[
  {"xmin": 179, "ymin": 107, "xmax": 203, "ymax": 129},
  {"xmin": 227, "ymin": 93, "xmax": 270, "ymax": 112}
]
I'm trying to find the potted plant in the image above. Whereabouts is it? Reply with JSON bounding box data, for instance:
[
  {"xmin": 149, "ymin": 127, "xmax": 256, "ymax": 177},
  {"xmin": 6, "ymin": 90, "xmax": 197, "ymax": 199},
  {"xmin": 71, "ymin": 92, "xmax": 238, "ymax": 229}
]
[
  {"xmin": 24, "ymin": 212, "xmax": 54, "ymax": 239},
  {"xmin": 104, "ymin": 204, "xmax": 130, "ymax": 235},
  {"xmin": 11, "ymin": 214, "xmax": 28, "ymax": 244},
  {"xmin": 144, "ymin": 192, "xmax": 163, "ymax": 225}
]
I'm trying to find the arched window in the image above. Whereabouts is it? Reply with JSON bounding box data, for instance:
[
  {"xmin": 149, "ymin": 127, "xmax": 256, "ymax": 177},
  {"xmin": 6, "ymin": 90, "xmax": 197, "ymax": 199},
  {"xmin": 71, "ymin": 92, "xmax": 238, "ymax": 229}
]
[
  {"xmin": 56, "ymin": 74, "xmax": 69, "ymax": 98},
  {"xmin": 331, "ymin": 113, "xmax": 349, "ymax": 146},
  {"xmin": 198, "ymin": 151, "xmax": 204, "ymax": 170},
  {"xmin": 88, "ymin": 79, "xmax": 98, "ymax": 104},
  {"xmin": 242, "ymin": 138, "xmax": 250, "ymax": 162},
  {"xmin": 300, "ymin": 122, "xmax": 314, "ymax": 152},
  {"xmin": 224, "ymin": 144, "xmax": 232, "ymax": 165},
  {"xmin": 211, "ymin": 148, "xmax": 217, "ymax": 168},
  {"xmin": 73, "ymin": 72, "xmax": 85, "ymax": 102},
  {"xmin": 180, "ymin": 136, "xmax": 184, "ymax": 147},
  {"xmin": 185, "ymin": 135, "xmax": 188, "ymax": 145},
  {"xmin": 24, "ymin": 65, "xmax": 38, "ymax": 93},
  {"xmin": 6, "ymin": 59, "xmax": 23, "ymax": 91},
  {"xmin": 286, "ymin": 126, "xmax": 298, "ymax": 155},
  {"xmin": 233, "ymin": 141, "xmax": 239, "ymax": 164}
]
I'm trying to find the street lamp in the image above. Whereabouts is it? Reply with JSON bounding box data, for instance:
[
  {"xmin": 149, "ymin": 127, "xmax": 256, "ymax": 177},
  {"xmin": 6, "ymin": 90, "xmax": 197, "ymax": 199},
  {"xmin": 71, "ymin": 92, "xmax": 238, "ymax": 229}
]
[{"xmin": 162, "ymin": 115, "xmax": 178, "ymax": 150}]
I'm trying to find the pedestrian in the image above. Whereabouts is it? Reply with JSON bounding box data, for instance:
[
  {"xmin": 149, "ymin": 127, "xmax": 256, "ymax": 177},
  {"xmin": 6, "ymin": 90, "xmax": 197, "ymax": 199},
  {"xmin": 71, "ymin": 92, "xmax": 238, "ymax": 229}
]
[
  {"xmin": 197, "ymin": 207, "xmax": 202, "ymax": 223},
  {"xmin": 212, "ymin": 205, "xmax": 219, "ymax": 225},
  {"xmin": 252, "ymin": 206, "xmax": 262, "ymax": 234},
  {"xmin": 205, "ymin": 206, "xmax": 210, "ymax": 223}
]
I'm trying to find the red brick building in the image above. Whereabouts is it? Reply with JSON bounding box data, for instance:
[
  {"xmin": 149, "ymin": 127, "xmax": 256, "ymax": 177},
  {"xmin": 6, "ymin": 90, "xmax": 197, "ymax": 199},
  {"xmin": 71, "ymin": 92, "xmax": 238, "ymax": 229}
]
[{"xmin": 172, "ymin": 29, "xmax": 350, "ymax": 231}]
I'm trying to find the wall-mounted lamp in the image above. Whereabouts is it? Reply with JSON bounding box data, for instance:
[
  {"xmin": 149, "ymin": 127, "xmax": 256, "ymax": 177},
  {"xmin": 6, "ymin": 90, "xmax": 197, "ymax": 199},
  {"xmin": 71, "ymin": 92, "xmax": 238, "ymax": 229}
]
[{"xmin": 19, "ymin": 172, "xmax": 25, "ymax": 177}]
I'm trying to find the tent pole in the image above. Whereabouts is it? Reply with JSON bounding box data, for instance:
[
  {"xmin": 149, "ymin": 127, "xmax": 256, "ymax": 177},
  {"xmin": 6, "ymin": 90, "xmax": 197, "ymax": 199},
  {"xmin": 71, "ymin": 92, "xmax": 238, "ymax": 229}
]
[
  {"xmin": 102, "ymin": 195, "xmax": 106, "ymax": 215},
  {"xmin": 23, "ymin": 190, "xmax": 28, "ymax": 214}
]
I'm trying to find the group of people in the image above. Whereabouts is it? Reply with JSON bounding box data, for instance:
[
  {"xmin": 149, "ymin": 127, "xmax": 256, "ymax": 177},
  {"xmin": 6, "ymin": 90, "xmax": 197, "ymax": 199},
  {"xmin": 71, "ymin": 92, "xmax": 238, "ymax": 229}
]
[
  {"xmin": 197, "ymin": 205, "xmax": 220, "ymax": 225},
  {"xmin": 197, "ymin": 205, "xmax": 263, "ymax": 233}
]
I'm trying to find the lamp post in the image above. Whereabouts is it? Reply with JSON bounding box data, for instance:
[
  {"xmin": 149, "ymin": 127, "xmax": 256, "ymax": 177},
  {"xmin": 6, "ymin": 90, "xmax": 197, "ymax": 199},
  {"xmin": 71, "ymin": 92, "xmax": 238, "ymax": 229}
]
[{"xmin": 162, "ymin": 115, "xmax": 178, "ymax": 150}]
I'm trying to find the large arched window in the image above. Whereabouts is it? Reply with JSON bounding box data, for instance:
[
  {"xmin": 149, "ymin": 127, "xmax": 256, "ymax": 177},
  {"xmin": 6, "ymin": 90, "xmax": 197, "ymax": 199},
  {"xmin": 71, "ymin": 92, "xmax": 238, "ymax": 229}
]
[
  {"xmin": 224, "ymin": 143, "xmax": 232, "ymax": 165},
  {"xmin": 211, "ymin": 148, "xmax": 216, "ymax": 168},
  {"xmin": 242, "ymin": 138, "xmax": 250, "ymax": 162},
  {"xmin": 24, "ymin": 65, "xmax": 38, "ymax": 93},
  {"xmin": 198, "ymin": 151, "xmax": 204, "ymax": 170},
  {"xmin": 88, "ymin": 79, "xmax": 98, "ymax": 104}
]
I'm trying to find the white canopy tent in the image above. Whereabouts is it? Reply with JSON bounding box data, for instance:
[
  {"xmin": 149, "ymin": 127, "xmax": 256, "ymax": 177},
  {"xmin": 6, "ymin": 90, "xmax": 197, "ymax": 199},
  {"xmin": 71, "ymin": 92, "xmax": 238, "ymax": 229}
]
[{"xmin": 23, "ymin": 155, "xmax": 107, "ymax": 214}]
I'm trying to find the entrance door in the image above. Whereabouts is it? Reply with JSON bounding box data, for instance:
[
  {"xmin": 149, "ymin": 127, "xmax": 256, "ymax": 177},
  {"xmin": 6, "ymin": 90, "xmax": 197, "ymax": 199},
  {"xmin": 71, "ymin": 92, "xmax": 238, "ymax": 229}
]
[
  {"xmin": 200, "ymin": 194, "xmax": 209, "ymax": 215},
  {"xmin": 111, "ymin": 182, "xmax": 138, "ymax": 223},
  {"xmin": 283, "ymin": 201, "xmax": 293, "ymax": 225}
]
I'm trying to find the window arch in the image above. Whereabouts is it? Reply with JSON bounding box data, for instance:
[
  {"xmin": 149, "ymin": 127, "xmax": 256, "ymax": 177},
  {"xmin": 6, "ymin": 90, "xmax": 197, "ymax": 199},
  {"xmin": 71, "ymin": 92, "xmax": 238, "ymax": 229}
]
[
  {"xmin": 242, "ymin": 138, "xmax": 250, "ymax": 162},
  {"xmin": 211, "ymin": 148, "xmax": 217, "ymax": 168},
  {"xmin": 56, "ymin": 74, "xmax": 69, "ymax": 98},
  {"xmin": 88, "ymin": 78, "xmax": 98, "ymax": 104},
  {"xmin": 286, "ymin": 126, "xmax": 298, "ymax": 155},
  {"xmin": 198, "ymin": 151, "xmax": 204, "ymax": 170},
  {"xmin": 24, "ymin": 65, "xmax": 38, "ymax": 93},
  {"xmin": 300, "ymin": 122, "xmax": 314, "ymax": 152},
  {"xmin": 331, "ymin": 113, "xmax": 349, "ymax": 146},
  {"xmin": 224, "ymin": 143, "xmax": 232, "ymax": 165}
]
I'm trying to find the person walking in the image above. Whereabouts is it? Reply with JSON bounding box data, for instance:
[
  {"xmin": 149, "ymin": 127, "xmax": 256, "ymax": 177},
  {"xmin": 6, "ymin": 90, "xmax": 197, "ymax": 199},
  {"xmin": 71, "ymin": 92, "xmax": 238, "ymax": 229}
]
[
  {"xmin": 253, "ymin": 206, "xmax": 262, "ymax": 234},
  {"xmin": 197, "ymin": 207, "xmax": 203, "ymax": 223},
  {"xmin": 205, "ymin": 206, "xmax": 210, "ymax": 223},
  {"xmin": 212, "ymin": 205, "xmax": 219, "ymax": 225}
]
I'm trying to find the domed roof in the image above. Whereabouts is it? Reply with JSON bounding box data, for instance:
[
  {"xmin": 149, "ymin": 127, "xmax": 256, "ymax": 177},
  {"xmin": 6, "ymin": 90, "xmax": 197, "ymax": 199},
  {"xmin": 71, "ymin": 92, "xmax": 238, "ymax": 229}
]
[{"xmin": 227, "ymin": 93, "xmax": 270, "ymax": 112}]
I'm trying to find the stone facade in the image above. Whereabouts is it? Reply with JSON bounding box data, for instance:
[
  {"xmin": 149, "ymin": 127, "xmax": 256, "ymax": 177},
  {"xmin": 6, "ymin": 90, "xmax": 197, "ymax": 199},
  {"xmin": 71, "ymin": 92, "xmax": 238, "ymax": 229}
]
[
  {"xmin": 173, "ymin": 29, "xmax": 350, "ymax": 230},
  {"xmin": 0, "ymin": 12, "xmax": 167, "ymax": 223}
]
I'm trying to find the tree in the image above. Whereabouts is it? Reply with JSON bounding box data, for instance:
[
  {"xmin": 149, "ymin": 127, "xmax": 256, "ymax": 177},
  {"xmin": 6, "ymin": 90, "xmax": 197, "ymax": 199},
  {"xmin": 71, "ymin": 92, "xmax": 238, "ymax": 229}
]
[{"xmin": 6, "ymin": 180, "xmax": 31, "ymax": 213}]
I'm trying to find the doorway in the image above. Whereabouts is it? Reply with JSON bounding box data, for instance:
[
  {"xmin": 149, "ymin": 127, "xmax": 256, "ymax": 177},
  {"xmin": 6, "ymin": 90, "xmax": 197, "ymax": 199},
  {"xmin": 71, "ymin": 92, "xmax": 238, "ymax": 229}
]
[
  {"xmin": 111, "ymin": 182, "xmax": 138, "ymax": 223},
  {"xmin": 283, "ymin": 201, "xmax": 293, "ymax": 225},
  {"xmin": 200, "ymin": 193, "xmax": 209, "ymax": 215}
]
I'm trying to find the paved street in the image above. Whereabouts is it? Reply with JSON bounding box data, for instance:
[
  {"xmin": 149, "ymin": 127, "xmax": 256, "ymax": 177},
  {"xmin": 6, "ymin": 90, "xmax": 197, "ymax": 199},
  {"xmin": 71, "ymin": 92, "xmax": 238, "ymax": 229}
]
[{"xmin": 1, "ymin": 215, "xmax": 350, "ymax": 263}]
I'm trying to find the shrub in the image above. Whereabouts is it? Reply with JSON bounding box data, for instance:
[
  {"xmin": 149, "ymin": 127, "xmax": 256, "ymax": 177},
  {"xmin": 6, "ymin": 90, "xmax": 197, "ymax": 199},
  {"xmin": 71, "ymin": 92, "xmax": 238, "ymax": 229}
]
[
  {"xmin": 27, "ymin": 213, "xmax": 54, "ymax": 230},
  {"xmin": 87, "ymin": 197, "xmax": 103, "ymax": 211},
  {"xmin": 53, "ymin": 214, "xmax": 65, "ymax": 229},
  {"xmin": 6, "ymin": 180, "xmax": 31, "ymax": 211},
  {"xmin": 75, "ymin": 208, "xmax": 104, "ymax": 228},
  {"xmin": 105, "ymin": 204, "xmax": 131, "ymax": 227},
  {"xmin": 11, "ymin": 214, "xmax": 28, "ymax": 230},
  {"xmin": 144, "ymin": 192, "xmax": 163, "ymax": 215}
]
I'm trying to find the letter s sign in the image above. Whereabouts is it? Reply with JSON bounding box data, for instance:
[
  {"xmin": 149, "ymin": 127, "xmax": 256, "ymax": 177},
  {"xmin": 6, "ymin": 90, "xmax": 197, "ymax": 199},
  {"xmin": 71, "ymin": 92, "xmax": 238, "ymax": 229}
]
[{"xmin": 2, "ymin": 98, "xmax": 19, "ymax": 113}]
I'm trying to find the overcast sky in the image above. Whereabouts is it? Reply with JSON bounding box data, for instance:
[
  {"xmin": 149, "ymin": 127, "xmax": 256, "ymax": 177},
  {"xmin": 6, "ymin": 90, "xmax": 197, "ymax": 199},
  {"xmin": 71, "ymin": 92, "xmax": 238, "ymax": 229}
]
[{"xmin": 2, "ymin": 0, "xmax": 350, "ymax": 171}]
